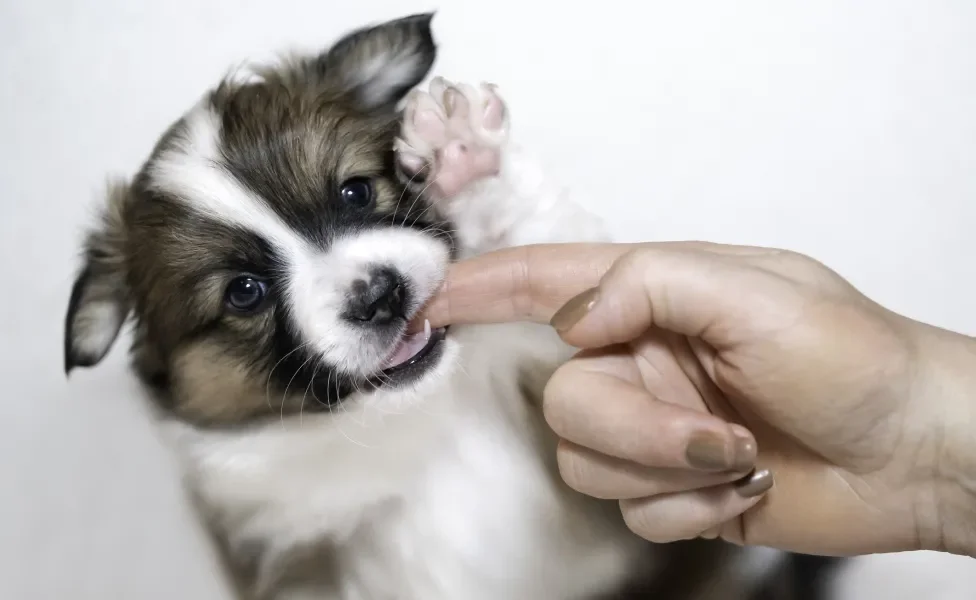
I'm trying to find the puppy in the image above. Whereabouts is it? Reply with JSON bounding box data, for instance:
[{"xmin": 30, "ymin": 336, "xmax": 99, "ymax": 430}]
[{"xmin": 64, "ymin": 12, "xmax": 806, "ymax": 600}]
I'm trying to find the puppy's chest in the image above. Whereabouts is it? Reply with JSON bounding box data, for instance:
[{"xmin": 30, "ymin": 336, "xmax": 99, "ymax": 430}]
[
  {"xmin": 180, "ymin": 325, "xmax": 640, "ymax": 599},
  {"xmin": 187, "ymin": 410, "xmax": 634, "ymax": 598},
  {"xmin": 326, "ymin": 420, "xmax": 637, "ymax": 599}
]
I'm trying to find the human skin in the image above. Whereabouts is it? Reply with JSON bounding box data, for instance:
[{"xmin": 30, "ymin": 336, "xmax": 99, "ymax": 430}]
[{"xmin": 418, "ymin": 241, "xmax": 976, "ymax": 558}]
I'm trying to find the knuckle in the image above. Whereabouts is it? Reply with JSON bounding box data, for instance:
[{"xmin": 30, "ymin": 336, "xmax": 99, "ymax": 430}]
[
  {"xmin": 555, "ymin": 443, "xmax": 590, "ymax": 494},
  {"xmin": 779, "ymin": 248, "xmax": 816, "ymax": 266},
  {"xmin": 540, "ymin": 390, "xmax": 562, "ymax": 435},
  {"xmin": 541, "ymin": 363, "xmax": 580, "ymax": 435},
  {"xmin": 620, "ymin": 497, "xmax": 722, "ymax": 544},
  {"xmin": 509, "ymin": 245, "xmax": 534, "ymax": 318},
  {"xmin": 620, "ymin": 501, "xmax": 670, "ymax": 543},
  {"xmin": 776, "ymin": 248, "xmax": 825, "ymax": 275},
  {"xmin": 613, "ymin": 248, "xmax": 651, "ymax": 278}
]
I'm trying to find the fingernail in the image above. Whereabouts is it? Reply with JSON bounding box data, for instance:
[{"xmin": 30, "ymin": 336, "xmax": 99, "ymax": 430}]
[
  {"xmin": 686, "ymin": 431, "xmax": 757, "ymax": 471},
  {"xmin": 735, "ymin": 468, "xmax": 773, "ymax": 498},
  {"xmin": 550, "ymin": 287, "xmax": 600, "ymax": 332},
  {"xmin": 685, "ymin": 431, "xmax": 733, "ymax": 471},
  {"xmin": 731, "ymin": 432, "xmax": 758, "ymax": 472}
]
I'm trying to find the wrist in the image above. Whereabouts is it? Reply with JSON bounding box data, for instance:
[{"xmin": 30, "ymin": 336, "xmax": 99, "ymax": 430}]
[{"xmin": 904, "ymin": 319, "xmax": 976, "ymax": 557}]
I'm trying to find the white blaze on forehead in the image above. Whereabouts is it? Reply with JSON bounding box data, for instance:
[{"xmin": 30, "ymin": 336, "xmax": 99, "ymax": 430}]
[{"xmin": 146, "ymin": 101, "xmax": 309, "ymax": 260}]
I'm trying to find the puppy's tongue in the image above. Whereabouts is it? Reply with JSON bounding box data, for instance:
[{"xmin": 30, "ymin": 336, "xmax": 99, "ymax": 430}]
[{"xmin": 383, "ymin": 319, "xmax": 432, "ymax": 369}]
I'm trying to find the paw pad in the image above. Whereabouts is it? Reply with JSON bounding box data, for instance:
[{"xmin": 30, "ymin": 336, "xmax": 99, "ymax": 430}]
[{"xmin": 395, "ymin": 77, "xmax": 509, "ymax": 198}]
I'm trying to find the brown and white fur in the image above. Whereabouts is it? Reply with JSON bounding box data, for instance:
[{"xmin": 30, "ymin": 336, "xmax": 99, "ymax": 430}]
[{"xmin": 63, "ymin": 12, "xmax": 812, "ymax": 600}]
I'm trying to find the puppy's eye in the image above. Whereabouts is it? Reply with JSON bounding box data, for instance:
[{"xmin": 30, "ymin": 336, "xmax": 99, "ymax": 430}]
[
  {"xmin": 339, "ymin": 177, "xmax": 374, "ymax": 209},
  {"xmin": 225, "ymin": 276, "xmax": 268, "ymax": 314}
]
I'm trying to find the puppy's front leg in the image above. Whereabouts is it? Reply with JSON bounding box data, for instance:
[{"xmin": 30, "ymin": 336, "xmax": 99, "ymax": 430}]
[{"xmin": 396, "ymin": 78, "xmax": 609, "ymax": 257}]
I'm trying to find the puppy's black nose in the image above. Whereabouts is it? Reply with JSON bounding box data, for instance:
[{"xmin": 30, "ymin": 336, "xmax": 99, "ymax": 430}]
[{"xmin": 345, "ymin": 267, "xmax": 406, "ymax": 326}]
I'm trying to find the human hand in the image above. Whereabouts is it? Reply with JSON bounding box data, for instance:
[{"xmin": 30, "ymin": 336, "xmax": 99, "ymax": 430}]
[{"xmin": 420, "ymin": 242, "xmax": 976, "ymax": 557}]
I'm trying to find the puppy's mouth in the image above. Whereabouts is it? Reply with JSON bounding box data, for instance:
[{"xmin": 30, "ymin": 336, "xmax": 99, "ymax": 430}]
[{"xmin": 380, "ymin": 318, "xmax": 448, "ymax": 374}]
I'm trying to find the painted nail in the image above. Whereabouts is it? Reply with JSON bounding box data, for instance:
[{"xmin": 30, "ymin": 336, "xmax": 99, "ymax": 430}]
[
  {"xmin": 735, "ymin": 469, "xmax": 774, "ymax": 498},
  {"xmin": 731, "ymin": 432, "xmax": 758, "ymax": 472},
  {"xmin": 685, "ymin": 431, "xmax": 732, "ymax": 471},
  {"xmin": 550, "ymin": 287, "xmax": 600, "ymax": 333}
]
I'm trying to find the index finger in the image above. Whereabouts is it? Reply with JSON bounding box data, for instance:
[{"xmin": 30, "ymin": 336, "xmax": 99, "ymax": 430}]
[
  {"xmin": 421, "ymin": 242, "xmax": 638, "ymax": 328},
  {"xmin": 420, "ymin": 240, "xmax": 774, "ymax": 328}
]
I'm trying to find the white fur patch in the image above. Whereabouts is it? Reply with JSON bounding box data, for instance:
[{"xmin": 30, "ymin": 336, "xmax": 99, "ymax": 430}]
[{"xmin": 147, "ymin": 102, "xmax": 308, "ymax": 260}]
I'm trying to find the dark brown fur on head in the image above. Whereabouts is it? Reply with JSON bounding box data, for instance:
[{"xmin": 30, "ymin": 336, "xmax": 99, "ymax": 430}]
[{"xmin": 64, "ymin": 13, "xmax": 451, "ymax": 427}]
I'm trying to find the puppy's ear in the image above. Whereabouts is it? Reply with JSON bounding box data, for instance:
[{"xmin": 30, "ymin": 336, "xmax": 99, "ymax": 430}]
[
  {"xmin": 64, "ymin": 180, "xmax": 132, "ymax": 375},
  {"xmin": 318, "ymin": 12, "xmax": 437, "ymax": 111}
]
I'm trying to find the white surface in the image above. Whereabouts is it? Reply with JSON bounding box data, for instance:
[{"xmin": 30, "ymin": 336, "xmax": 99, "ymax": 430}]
[
  {"xmin": 2, "ymin": 1, "xmax": 975, "ymax": 598},
  {"xmin": 828, "ymin": 551, "xmax": 976, "ymax": 600}
]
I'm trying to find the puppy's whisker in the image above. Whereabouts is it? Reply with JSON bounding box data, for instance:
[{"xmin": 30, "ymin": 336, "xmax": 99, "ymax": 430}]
[
  {"xmin": 346, "ymin": 377, "xmax": 372, "ymax": 427},
  {"xmin": 320, "ymin": 369, "xmax": 341, "ymax": 416},
  {"xmin": 402, "ymin": 172, "xmax": 458, "ymax": 233},
  {"xmin": 408, "ymin": 194, "xmax": 447, "ymax": 229},
  {"xmin": 419, "ymin": 225, "xmax": 458, "ymax": 249},
  {"xmin": 418, "ymin": 222, "xmax": 456, "ymax": 236},
  {"xmin": 332, "ymin": 367, "xmax": 361, "ymax": 425},
  {"xmin": 407, "ymin": 170, "xmax": 459, "ymax": 225},
  {"xmin": 313, "ymin": 369, "xmax": 333, "ymax": 410},
  {"xmin": 299, "ymin": 363, "xmax": 320, "ymax": 428},
  {"xmin": 332, "ymin": 376, "xmax": 372, "ymax": 448},
  {"xmin": 316, "ymin": 371, "xmax": 370, "ymax": 448},
  {"xmin": 392, "ymin": 163, "xmax": 426, "ymax": 224},
  {"xmin": 399, "ymin": 169, "xmax": 443, "ymax": 227},
  {"xmin": 455, "ymin": 358, "xmax": 472, "ymax": 382},
  {"xmin": 266, "ymin": 342, "xmax": 311, "ymax": 415},
  {"xmin": 333, "ymin": 367, "xmax": 342, "ymax": 414},
  {"xmin": 281, "ymin": 355, "xmax": 316, "ymax": 428},
  {"xmin": 300, "ymin": 334, "xmax": 363, "ymax": 427}
]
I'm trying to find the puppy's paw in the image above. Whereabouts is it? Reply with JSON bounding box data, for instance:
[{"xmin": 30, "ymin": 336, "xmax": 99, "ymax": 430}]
[{"xmin": 396, "ymin": 77, "xmax": 509, "ymax": 198}]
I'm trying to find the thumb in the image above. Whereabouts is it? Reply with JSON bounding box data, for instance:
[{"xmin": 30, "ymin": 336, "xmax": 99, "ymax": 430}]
[{"xmin": 554, "ymin": 246, "xmax": 755, "ymax": 350}]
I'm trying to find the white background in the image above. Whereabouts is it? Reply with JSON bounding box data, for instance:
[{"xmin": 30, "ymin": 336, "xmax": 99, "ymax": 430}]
[{"xmin": 2, "ymin": 1, "xmax": 975, "ymax": 598}]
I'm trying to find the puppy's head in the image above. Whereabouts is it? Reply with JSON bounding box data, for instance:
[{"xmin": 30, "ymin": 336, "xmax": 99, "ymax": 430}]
[{"xmin": 63, "ymin": 13, "xmax": 456, "ymax": 425}]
